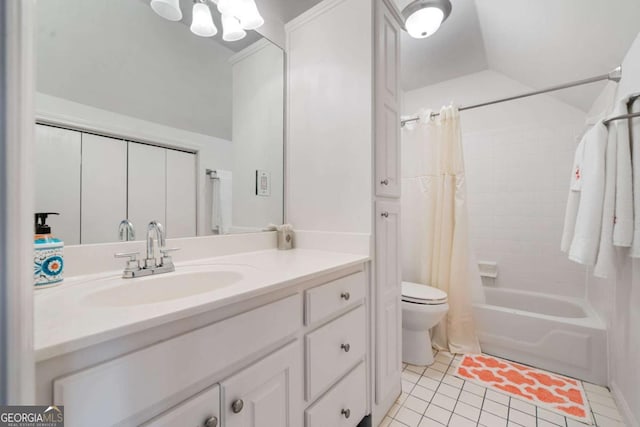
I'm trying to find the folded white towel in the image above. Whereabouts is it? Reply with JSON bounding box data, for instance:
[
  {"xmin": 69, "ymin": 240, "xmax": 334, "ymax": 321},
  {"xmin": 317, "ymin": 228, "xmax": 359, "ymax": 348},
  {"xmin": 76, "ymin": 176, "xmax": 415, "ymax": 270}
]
[
  {"xmin": 568, "ymin": 123, "xmax": 608, "ymax": 266},
  {"xmin": 613, "ymin": 97, "xmax": 633, "ymax": 247}
]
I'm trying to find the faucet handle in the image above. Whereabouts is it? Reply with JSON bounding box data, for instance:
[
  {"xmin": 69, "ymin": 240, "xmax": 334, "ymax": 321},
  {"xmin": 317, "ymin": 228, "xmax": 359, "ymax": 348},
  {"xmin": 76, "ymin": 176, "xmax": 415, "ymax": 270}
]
[
  {"xmin": 115, "ymin": 252, "xmax": 141, "ymax": 273},
  {"xmin": 159, "ymin": 247, "xmax": 180, "ymax": 256}
]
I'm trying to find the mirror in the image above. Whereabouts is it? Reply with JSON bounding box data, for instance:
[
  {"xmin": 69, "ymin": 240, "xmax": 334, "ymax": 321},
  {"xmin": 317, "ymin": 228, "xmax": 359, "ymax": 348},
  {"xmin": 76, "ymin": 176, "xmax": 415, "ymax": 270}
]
[{"xmin": 34, "ymin": 0, "xmax": 284, "ymax": 245}]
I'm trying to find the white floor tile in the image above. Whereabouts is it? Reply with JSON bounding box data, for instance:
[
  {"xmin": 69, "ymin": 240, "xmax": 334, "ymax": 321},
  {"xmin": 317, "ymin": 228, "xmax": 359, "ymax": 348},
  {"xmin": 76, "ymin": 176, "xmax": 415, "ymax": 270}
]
[
  {"xmin": 388, "ymin": 402, "xmax": 401, "ymax": 417},
  {"xmin": 458, "ymin": 390, "xmax": 484, "ymax": 408},
  {"xmin": 462, "ymin": 381, "xmax": 486, "ymax": 397},
  {"xmin": 587, "ymin": 392, "xmax": 618, "ymax": 409},
  {"xmin": 591, "ymin": 402, "xmax": 622, "ymax": 421},
  {"xmin": 431, "ymin": 393, "xmax": 457, "ymax": 411},
  {"xmin": 507, "ymin": 408, "xmax": 536, "ymax": 427},
  {"xmin": 479, "ymin": 410, "xmax": 508, "ymax": 427},
  {"xmin": 593, "ymin": 413, "xmax": 625, "ymax": 427},
  {"xmin": 418, "ymin": 376, "xmax": 442, "ymax": 391},
  {"xmin": 411, "ymin": 384, "xmax": 435, "ymax": 403},
  {"xmin": 418, "ymin": 416, "xmax": 445, "ymax": 427},
  {"xmin": 404, "ymin": 395, "xmax": 429, "ymax": 415},
  {"xmin": 453, "ymin": 401, "xmax": 480, "ymax": 422},
  {"xmin": 380, "ymin": 416, "xmax": 393, "ymax": 427},
  {"xmin": 431, "ymin": 361, "xmax": 451, "ymax": 373},
  {"xmin": 536, "ymin": 407, "xmax": 566, "ymax": 426},
  {"xmin": 485, "ymin": 389, "xmax": 510, "ymax": 406},
  {"xmin": 448, "ymin": 414, "xmax": 476, "ymax": 427},
  {"xmin": 402, "ymin": 379, "xmax": 416, "ymax": 393},
  {"xmin": 437, "ymin": 383, "xmax": 462, "ymax": 400},
  {"xmin": 397, "ymin": 392, "xmax": 409, "ymax": 405},
  {"xmin": 425, "ymin": 404, "xmax": 453, "ymax": 425},
  {"xmin": 395, "ymin": 407, "xmax": 423, "ymax": 427},
  {"xmin": 424, "ymin": 368, "xmax": 446, "ymax": 381},
  {"xmin": 406, "ymin": 364, "xmax": 428, "ymax": 375},
  {"xmin": 583, "ymin": 382, "xmax": 610, "ymax": 396},
  {"xmin": 402, "ymin": 370, "xmax": 423, "ymax": 384},
  {"xmin": 442, "ymin": 375, "xmax": 464, "ymax": 389},
  {"xmin": 537, "ymin": 419, "xmax": 561, "ymax": 427},
  {"xmin": 482, "ymin": 398, "xmax": 509, "ymax": 419},
  {"xmin": 509, "ymin": 398, "xmax": 536, "ymax": 416},
  {"xmin": 390, "ymin": 420, "xmax": 410, "ymax": 427}
]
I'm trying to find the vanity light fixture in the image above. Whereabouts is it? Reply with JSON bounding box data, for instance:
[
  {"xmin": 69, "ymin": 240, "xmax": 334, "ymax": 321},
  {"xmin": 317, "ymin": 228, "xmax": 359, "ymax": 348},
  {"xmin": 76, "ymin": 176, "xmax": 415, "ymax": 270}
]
[
  {"xmin": 401, "ymin": 0, "xmax": 452, "ymax": 39},
  {"xmin": 150, "ymin": 0, "xmax": 264, "ymax": 42},
  {"xmin": 191, "ymin": 0, "xmax": 218, "ymax": 37},
  {"xmin": 150, "ymin": 0, "xmax": 183, "ymax": 21}
]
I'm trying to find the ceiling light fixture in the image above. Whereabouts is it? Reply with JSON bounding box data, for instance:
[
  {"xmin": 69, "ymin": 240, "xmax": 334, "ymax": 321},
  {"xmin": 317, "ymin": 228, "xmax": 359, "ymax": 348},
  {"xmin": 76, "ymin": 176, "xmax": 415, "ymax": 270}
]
[
  {"xmin": 191, "ymin": 1, "xmax": 217, "ymax": 37},
  {"xmin": 401, "ymin": 0, "xmax": 452, "ymax": 39},
  {"xmin": 150, "ymin": 0, "xmax": 183, "ymax": 21},
  {"xmin": 150, "ymin": 0, "xmax": 264, "ymax": 42}
]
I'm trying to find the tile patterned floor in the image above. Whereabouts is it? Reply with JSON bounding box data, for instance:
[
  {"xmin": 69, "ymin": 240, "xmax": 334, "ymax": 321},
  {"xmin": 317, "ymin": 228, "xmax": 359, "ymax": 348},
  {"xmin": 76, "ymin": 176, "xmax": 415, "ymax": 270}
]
[{"xmin": 381, "ymin": 351, "xmax": 626, "ymax": 427}]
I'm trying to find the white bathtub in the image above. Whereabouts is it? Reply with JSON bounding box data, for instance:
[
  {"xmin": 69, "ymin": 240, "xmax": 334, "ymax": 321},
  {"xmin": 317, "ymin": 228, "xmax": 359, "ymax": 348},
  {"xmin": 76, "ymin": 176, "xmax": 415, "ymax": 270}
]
[{"xmin": 473, "ymin": 287, "xmax": 607, "ymax": 385}]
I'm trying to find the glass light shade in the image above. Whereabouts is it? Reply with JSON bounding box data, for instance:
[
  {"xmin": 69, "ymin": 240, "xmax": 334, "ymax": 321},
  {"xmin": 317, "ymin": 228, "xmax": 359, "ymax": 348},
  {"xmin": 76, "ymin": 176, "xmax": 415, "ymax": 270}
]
[
  {"xmin": 222, "ymin": 14, "xmax": 246, "ymax": 41},
  {"xmin": 191, "ymin": 3, "xmax": 218, "ymax": 37},
  {"xmin": 238, "ymin": 0, "xmax": 264, "ymax": 30},
  {"xmin": 405, "ymin": 7, "xmax": 444, "ymax": 38},
  {"xmin": 150, "ymin": 0, "xmax": 183, "ymax": 21},
  {"xmin": 217, "ymin": 0, "xmax": 240, "ymax": 17}
]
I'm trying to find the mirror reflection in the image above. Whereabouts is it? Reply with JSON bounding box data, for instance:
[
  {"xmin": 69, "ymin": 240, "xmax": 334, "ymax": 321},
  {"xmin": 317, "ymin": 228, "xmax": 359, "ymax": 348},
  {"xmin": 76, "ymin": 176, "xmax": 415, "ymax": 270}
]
[{"xmin": 35, "ymin": 0, "xmax": 284, "ymax": 245}]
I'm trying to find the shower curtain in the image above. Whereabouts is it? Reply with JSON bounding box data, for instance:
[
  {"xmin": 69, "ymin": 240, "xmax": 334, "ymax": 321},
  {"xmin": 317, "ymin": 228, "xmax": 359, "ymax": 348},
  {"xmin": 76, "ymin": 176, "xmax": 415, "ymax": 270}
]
[{"xmin": 401, "ymin": 105, "xmax": 482, "ymax": 354}]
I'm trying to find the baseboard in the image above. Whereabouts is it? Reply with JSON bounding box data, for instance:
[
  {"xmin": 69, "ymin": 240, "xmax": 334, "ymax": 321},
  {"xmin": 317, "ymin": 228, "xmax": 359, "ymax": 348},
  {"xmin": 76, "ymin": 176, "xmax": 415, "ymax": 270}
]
[{"xmin": 610, "ymin": 381, "xmax": 639, "ymax": 427}]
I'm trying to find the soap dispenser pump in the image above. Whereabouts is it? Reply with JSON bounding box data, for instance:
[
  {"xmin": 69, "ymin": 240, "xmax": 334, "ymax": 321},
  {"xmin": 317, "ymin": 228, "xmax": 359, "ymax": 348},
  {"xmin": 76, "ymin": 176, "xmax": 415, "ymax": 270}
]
[{"xmin": 34, "ymin": 212, "xmax": 64, "ymax": 288}]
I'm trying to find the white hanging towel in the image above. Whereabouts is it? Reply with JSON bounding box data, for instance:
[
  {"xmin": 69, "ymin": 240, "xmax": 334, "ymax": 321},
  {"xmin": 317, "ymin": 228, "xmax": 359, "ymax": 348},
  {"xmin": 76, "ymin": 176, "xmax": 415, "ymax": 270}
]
[
  {"xmin": 630, "ymin": 100, "xmax": 640, "ymax": 257},
  {"xmin": 564, "ymin": 123, "xmax": 608, "ymax": 266},
  {"xmin": 594, "ymin": 119, "xmax": 618, "ymax": 278},
  {"xmin": 561, "ymin": 138, "xmax": 585, "ymax": 252},
  {"xmin": 613, "ymin": 96, "xmax": 633, "ymax": 247},
  {"xmin": 210, "ymin": 170, "xmax": 232, "ymax": 234}
]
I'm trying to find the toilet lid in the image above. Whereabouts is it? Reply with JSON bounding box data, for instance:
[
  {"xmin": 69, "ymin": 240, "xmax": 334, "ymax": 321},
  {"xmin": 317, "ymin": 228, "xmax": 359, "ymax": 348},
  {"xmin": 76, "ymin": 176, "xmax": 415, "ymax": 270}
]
[{"xmin": 402, "ymin": 281, "xmax": 447, "ymax": 305}]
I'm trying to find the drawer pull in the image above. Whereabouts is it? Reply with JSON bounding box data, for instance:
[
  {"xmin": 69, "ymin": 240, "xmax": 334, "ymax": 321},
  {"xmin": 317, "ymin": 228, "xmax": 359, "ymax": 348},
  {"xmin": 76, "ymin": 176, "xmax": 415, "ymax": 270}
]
[
  {"xmin": 381, "ymin": 211, "xmax": 389, "ymax": 218},
  {"xmin": 341, "ymin": 408, "xmax": 351, "ymax": 419},
  {"xmin": 341, "ymin": 343, "xmax": 351, "ymax": 353},
  {"xmin": 204, "ymin": 416, "xmax": 218, "ymax": 427},
  {"xmin": 380, "ymin": 179, "xmax": 389, "ymax": 186},
  {"xmin": 231, "ymin": 399, "xmax": 244, "ymax": 414},
  {"xmin": 340, "ymin": 292, "xmax": 350, "ymax": 301}
]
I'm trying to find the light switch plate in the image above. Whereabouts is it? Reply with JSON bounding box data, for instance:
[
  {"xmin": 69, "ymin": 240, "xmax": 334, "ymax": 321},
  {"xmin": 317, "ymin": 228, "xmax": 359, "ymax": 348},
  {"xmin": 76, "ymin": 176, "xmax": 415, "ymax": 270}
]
[{"xmin": 256, "ymin": 170, "xmax": 271, "ymax": 196}]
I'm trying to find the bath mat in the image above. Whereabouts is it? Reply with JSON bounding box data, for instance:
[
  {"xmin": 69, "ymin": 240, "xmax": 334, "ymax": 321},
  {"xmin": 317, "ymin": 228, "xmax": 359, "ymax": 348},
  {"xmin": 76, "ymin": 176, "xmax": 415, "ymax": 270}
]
[{"xmin": 455, "ymin": 354, "xmax": 593, "ymax": 424}]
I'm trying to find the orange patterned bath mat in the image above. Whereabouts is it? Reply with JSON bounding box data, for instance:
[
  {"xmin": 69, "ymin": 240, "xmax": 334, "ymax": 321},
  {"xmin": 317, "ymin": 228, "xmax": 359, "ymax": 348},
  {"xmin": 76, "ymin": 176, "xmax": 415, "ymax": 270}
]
[{"xmin": 456, "ymin": 354, "xmax": 592, "ymax": 424}]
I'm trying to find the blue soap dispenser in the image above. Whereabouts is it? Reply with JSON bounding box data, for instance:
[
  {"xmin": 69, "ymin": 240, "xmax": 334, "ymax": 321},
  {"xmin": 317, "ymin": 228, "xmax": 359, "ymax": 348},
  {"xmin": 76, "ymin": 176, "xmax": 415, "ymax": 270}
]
[{"xmin": 34, "ymin": 212, "xmax": 64, "ymax": 288}]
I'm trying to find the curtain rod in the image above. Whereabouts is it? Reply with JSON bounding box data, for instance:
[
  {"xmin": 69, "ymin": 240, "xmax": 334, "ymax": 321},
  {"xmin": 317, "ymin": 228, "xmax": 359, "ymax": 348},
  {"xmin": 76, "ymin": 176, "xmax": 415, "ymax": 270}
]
[{"xmin": 401, "ymin": 66, "xmax": 623, "ymax": 127}]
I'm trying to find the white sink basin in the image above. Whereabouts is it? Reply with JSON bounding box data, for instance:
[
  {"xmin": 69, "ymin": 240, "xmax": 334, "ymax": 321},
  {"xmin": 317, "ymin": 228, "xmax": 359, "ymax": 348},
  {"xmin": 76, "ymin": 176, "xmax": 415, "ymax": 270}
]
[{"xmin": 84, "ymin": 269, "xmax": 245, "ymax": 307}]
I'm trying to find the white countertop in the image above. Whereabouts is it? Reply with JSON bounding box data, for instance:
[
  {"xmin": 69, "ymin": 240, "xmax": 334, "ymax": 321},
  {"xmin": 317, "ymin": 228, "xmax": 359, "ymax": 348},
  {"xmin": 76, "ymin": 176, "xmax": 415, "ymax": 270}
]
[{"xmin": 34, "ymin": 249, "xmax": 369, "ymax": 361}]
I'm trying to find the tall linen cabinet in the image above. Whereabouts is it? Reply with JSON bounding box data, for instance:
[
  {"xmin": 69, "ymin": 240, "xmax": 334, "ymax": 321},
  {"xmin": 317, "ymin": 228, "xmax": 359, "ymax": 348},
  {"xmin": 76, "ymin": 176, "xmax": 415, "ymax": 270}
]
[{"xmin": 286, "ymin": 0, "xmax": 402, "ymax": 424}]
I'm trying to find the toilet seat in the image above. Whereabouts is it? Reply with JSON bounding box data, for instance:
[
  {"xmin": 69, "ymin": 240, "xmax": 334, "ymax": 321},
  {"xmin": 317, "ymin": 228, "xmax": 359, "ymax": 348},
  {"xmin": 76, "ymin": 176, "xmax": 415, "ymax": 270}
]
[{"xmin": 401, "ymin": 281, "xmax": 447, "ymax": 305}]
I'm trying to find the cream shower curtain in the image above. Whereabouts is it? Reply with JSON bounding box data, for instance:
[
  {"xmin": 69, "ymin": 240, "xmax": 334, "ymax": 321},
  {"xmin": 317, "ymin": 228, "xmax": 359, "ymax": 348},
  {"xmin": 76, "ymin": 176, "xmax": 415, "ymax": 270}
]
[{"xmin": 402, "ymin": 105, "xmax": 482, "ymax": 354}]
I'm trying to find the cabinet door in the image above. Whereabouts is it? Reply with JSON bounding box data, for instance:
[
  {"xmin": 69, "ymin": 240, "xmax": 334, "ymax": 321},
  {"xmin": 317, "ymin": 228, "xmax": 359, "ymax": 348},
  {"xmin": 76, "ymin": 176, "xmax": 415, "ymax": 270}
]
[
  {"xmin": 166, "ymin": 149, "xmax": 196, "ymax": 238},
  {"xmin": 375, "ymin": 0, "xmax": 401, "ymax": 198},
  {"xmin": 35, "ymin": 125, "xmax": 81, "ymax": 244},
  {"xmin": 222, "ymin": 341, "xmax": 302, "ymax": 427},
  {"xmin": 375, "ymin": 201, "xmax": 402, "ymax": 404},
  {"xmin": 143, "ymin": 384, "xmax": 220, "ymax": 427},
  {"xmin": 128, "ymin": 142, "xmax": 166, "ymax": 236},
  {"xmin": 81, "ymin": 133, "xmax": 127, "ymax": 244}
]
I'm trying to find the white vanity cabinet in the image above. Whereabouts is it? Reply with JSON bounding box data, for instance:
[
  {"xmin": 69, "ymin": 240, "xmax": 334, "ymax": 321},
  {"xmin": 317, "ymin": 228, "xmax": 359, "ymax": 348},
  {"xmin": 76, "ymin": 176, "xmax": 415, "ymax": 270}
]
[{"xmin": 39, "ymin": 263, "xmax": 369, "ymax": 427}]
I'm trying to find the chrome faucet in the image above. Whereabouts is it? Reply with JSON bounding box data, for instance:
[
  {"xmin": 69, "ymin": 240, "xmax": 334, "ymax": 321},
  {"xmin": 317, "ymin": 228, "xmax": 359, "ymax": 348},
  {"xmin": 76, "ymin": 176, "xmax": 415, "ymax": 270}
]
[
  {"xmin": 115, "ymin": 220, "xmax": 179, "ymax": 278},
  {"xmin": 118, "ymin": 219, "xmax": 135, "ymax": 241}
]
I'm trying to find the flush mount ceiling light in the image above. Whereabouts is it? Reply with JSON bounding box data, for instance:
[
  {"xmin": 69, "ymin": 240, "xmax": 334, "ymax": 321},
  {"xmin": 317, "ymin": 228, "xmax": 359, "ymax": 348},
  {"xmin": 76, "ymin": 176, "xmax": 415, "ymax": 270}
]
[
  {"xmin": 401, "ymin": 0, "xmax": 452, "ymax": 39},
  {"xmin": 150, "ymin": 0, "xmax": 264, "ymax": 42}
]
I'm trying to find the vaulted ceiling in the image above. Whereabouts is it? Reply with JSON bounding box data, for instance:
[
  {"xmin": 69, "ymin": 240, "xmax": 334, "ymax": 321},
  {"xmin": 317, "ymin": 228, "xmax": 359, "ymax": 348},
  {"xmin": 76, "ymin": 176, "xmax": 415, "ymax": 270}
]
[{"xmin": 397, "ymin": 0, "xmax": 640, "ymax": 111}]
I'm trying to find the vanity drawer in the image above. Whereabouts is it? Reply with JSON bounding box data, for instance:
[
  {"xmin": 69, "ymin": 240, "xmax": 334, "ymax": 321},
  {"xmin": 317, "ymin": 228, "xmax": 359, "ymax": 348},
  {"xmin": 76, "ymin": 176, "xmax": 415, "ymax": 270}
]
[
  {"xmin": 142, "ymin": 384, "xmax": 220, "ymax": 427},
  {"xmin": 305, "ymin": 305, "xmax": 366, "ymax": 400},
  {"xmin": 53, "ymin": 294, "xmax": 301, "ymax": 427},
  {"xmin": 305, "ymin": 271, "xmax": 365, "ymax": 325},
  {"xmin": 305, "ymin": 362, "xmax": 367, "ymax": 427}
]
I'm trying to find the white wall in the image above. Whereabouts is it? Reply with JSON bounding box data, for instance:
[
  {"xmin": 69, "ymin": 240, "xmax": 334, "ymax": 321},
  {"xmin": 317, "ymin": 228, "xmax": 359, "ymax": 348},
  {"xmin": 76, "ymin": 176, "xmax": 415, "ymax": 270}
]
[
  {"xmin": 36, "ymin": 93, "xmax": 233, "ymax": 237},
  {"xmin": 286, "ymin": 0, "xmax": 373, "ymax": 234},
  {"xmin": 230, "ymin": 40, "xmax": 284, "ymax": 230},
  {"xmin": 36, "ymin": 0, "xmax": 233, "ymax": 140},
  {"xmin": 586, "ymin": 32, "xmax": 640, "ymax": 427},
  {"xmin": 403, "ymin": 70, "xmax": 588, "ymax": 297}
]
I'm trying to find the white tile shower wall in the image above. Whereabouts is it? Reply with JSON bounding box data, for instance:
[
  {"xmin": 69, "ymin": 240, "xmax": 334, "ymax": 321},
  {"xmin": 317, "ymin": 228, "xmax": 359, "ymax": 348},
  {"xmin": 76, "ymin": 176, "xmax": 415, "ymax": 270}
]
[{"xmin": 403, "ymin": 70, "xmax": 589, "ymax": 298}]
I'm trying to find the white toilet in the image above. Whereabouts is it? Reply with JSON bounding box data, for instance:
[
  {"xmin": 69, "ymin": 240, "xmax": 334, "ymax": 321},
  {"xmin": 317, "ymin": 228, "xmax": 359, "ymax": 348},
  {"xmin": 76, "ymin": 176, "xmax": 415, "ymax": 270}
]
[{"xmin": 401, "ymin": 281, "xmax": 449, "ymax": 366}]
